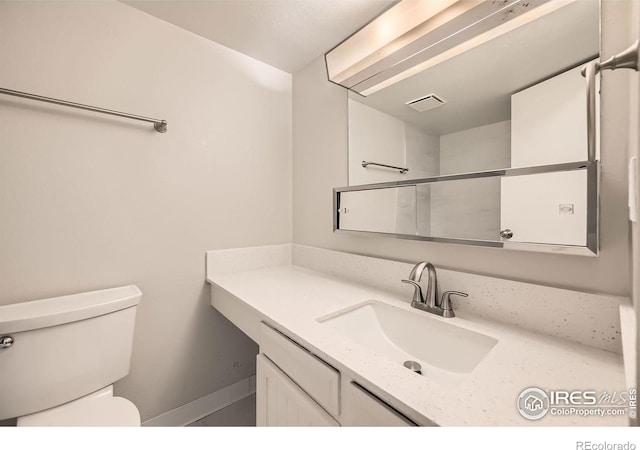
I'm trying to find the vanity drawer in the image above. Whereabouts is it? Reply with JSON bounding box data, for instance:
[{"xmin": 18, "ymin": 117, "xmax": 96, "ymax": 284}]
[
  {"xmin": 260, "ymin": 322, "xmax": 340, "ymax": 417},
  {"xmin": 341, "ymin": 381, "xmax": 418, "ymax": 427}
]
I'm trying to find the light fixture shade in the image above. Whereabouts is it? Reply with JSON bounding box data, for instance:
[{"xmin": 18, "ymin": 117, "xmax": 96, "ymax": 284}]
[{"xmin": 325, "ymin": 0, "xmax": 574, "ymax": 96}]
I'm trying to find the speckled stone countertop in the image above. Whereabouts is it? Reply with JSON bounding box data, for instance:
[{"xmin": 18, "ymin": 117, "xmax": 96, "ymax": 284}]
[{"xmin": 206, "ymin": 250, "xmax": 627, "ymax": 426}]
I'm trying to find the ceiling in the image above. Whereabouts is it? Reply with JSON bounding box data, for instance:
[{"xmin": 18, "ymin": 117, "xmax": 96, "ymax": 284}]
[
  {"xmin": 124, "ymin": 0, "xmax": 394, "ymax": 73},
  {"xmin": 352, "ymin": 0, "xmax": 599, "ymax": 136}
]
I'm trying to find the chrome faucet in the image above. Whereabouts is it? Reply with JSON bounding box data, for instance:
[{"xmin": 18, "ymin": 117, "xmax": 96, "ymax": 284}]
[{"xmin": 401, "ymin": 261, "xmax": 468, "ymax": 318}]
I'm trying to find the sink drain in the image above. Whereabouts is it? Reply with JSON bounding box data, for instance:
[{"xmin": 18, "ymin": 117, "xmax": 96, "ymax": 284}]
[{"xmin": 403, "ymin": 360, "xmax": 422, "ymax": 375}]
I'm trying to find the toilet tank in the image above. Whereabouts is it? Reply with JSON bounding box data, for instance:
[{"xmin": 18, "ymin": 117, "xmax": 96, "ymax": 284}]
[{"xmin": 0, "ymin": 285, "xmax": 141, "ymax": 420}]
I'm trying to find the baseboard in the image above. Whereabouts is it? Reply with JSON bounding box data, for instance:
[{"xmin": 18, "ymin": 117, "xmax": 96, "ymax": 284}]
[{"xmin": 143, "ymin": 376, "xmax": 256, "ymax": 427}]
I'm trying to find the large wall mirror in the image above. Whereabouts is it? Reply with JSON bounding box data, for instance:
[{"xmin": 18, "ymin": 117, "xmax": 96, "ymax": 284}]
[{"xmin": 328, "ymin": 0, "xmax": 600, "ymax": 255}]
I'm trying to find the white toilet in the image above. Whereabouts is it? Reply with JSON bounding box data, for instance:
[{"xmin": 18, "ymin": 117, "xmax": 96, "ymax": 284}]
[{"xmin": 0, "ymin": 285, "xmax": 142, "ymax": 426}]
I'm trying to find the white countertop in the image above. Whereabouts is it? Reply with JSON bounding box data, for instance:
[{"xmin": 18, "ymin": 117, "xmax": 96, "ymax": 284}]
[{"xmin": 207, "ymin": 263, "xmax": 626, "ymax": 426}]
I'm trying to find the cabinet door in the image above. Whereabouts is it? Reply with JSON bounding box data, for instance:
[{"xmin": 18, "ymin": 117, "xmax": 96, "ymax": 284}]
[
  {"xmin": 510, "ymin": 64, "xmax": 589, "ymax": 167},
  {"xmin": 260, "ymin": 322, "xmax": 340, "ymax": 417},
  {"xmin": 341, "ymin": 381, "xmax": 419, "ymax": 427},
  {"xmin": 500, "ymin": 170, "xmax": 587, "ymax": 246},
  {"xmin": 256, "ymin": 354, "xmax": 339, "ymax": 427}
]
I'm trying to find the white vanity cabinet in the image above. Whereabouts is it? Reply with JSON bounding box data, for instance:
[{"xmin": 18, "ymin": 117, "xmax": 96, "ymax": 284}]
[
  {"xmin": 258, "ymin": 322, "xmax": 340, "ymax": 426},
  {"xmin": 257, "ymin": 322, "xmax": 421, "ymax": 427},
  {"xmin": 256, "ymin": 355, "xmax": 339, "ymax": 426},
  {"xmin": 340, "ymin": 380, "xmax": 418, "ymax": 426}
]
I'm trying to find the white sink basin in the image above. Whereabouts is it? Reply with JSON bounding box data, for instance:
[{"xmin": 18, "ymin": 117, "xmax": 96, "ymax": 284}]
[{"xmin": 317, "ymin": 301, "xmax": 498, "ymax": 387}]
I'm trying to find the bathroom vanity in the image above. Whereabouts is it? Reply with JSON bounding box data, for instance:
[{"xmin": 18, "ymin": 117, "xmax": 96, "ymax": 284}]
[{"xmin": 206, "ymin": 244, "xmax": 629, "ymax": 426}]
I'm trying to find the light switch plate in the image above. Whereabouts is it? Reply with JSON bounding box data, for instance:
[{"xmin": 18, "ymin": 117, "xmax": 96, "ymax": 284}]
[{"xmin": 630, "ymin": 156, "xmax": 638, "ymax": 223}]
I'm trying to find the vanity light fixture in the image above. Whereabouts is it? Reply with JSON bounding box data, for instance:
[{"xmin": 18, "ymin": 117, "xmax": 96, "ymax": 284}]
[{"xmin": 326, "ymin": 0, "xmax": 577, "ymax": 96}]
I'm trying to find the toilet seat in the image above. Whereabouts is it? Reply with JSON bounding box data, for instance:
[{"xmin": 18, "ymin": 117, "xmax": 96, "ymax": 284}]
[{"xmin": 17, "ymin": 396, "xmax": 140, "ymax": 427}]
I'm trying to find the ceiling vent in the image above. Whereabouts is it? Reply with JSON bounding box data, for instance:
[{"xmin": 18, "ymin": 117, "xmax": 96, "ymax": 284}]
[{"xmin": 405, "ymin": 94, "xmax": 446, "ymax": 112}]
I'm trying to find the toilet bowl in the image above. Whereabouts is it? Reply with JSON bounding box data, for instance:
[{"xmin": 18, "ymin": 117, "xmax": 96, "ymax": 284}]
[
  {"xmin": 0, "ymin": 286, "xmax": 142, "ymax": 426},
  {"xmin": 17, "ymin": 386, "xmax": 140, "ymax": 427}
]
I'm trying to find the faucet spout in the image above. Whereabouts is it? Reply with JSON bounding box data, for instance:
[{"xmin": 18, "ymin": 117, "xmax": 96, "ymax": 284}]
[
  {"xmin": 402, "ymin": 261, "xmax": 437, "ymax": 308},
  {"xmin": 423, "ymin": 263, "xmax": 437, "ymax": 309},
  {"xmin": 407, "ymin": 261, "xmax": 429, "ymax": 282}
]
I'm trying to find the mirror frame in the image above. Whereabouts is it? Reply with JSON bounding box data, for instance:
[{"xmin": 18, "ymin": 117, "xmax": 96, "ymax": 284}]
[{"xmin": 333, "ymin": 161, "xmax": 599, "ymax": 256}]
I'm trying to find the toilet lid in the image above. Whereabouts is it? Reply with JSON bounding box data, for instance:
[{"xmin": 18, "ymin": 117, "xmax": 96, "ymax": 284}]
[{"xmin": 18, "ymin": 396, "xmax": 140, "ymax": 427}]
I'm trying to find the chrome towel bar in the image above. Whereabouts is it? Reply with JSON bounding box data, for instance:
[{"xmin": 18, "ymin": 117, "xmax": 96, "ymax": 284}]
[
  {"xmin": 581, "ymin": 40, "xmax": 639, "ymax": 161},
  {"xmin": 362, "ymin": 160, "xmax": 408, "ymax": 174},
  {"xmin": 0, "ymin": 87, "xmax": 167, "ymax": 133}
]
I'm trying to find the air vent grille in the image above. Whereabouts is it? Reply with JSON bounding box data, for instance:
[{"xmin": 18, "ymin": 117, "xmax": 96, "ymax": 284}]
[{"xmin": 405, "ymin": 94, "xmax": 446, "ymax": 112}]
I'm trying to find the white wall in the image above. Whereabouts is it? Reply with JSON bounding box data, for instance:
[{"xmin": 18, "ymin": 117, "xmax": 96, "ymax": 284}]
[
  {"xmin": 348, "ymin": 98, "xmax": 439, "ymax": 184},
  {"xmin": 292, "ymin": 0, "xmax": 631, "ymax": 297},
  {"xmin": 627, "ymin": 0, "xmax": 640, "ymax": 406},
  {"xmin": 405, "ymin": 124, "xmax": 440, "ymax": 179},
  {"xmin": 439, "ymin": 121, "xmax": 511, "ymax": 174},
  {"xmin": 348, "ymin": 99, "xmax": 406, "ymax": 185},
  {"xmin": 0, "ymin": 1, "xmax": 292, "ymax": 422}
]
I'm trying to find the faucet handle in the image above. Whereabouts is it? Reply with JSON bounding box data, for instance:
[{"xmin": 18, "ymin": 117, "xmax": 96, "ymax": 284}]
[
  {"xmin": 402, "ymin": 279, "xmax": 425, "ymax": 305},
  {"xmin": 439, "ymin": 291, "xmax": 468, "ymax": 318}
]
